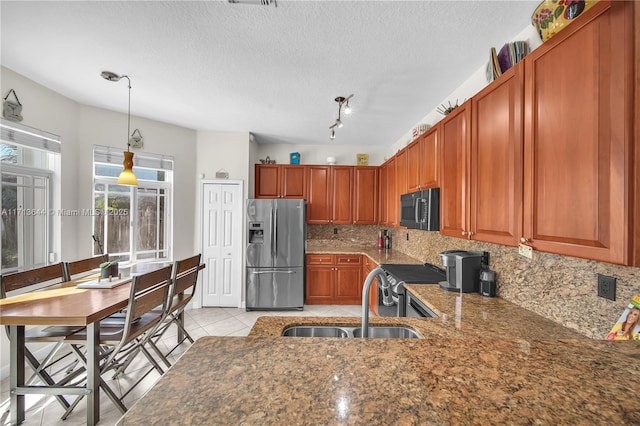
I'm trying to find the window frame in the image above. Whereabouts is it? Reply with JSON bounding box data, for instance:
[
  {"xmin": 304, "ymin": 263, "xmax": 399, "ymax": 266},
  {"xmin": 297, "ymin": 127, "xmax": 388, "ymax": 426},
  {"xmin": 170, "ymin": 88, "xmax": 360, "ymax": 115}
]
[
  {"xmin": 1, "ymin": 118, "xmax": 60, "ymax": 274},
  {"xmin": 92, "ymin": 149, "xmax": 173, "ymax": 263}
]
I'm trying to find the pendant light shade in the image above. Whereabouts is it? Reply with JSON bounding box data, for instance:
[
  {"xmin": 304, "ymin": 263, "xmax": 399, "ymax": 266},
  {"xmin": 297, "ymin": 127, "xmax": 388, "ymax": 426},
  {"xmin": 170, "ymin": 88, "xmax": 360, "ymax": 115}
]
[{"xmin": 118, "ymin": 151, "xmax": 138, "ymax": 185}]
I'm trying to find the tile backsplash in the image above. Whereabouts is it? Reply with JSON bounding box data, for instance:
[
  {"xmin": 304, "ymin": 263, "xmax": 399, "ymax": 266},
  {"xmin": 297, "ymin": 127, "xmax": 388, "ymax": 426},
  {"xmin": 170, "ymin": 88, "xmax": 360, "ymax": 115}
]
[{"xmin": 308, "ymin": 225, "xmax": 640, "ymax": 339}]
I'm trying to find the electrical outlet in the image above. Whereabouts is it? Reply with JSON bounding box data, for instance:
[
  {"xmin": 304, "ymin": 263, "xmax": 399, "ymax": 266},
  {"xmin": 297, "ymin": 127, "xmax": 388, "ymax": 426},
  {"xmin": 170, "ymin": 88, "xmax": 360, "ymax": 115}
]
[
  {"xmin": 333, "ymin": 227, "xmax": 338, "ymax": 235},
  {"xmin": 406, "ymin": 232, "xmax": 409, "ymax": 241},
  {"xmin": 597, "ymin": 274, "xmax": 616, "ymax": 301},
  {"xmin": 518, "ymin": 243, "xmax": 533, "ymax": 259}
]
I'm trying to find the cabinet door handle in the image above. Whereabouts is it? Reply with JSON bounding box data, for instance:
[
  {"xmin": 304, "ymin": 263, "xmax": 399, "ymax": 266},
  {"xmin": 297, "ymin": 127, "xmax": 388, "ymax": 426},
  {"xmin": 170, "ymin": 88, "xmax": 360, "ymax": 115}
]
[{"xmin": 520, "ymin": 237, "xmax": 530, "ymax": 243}]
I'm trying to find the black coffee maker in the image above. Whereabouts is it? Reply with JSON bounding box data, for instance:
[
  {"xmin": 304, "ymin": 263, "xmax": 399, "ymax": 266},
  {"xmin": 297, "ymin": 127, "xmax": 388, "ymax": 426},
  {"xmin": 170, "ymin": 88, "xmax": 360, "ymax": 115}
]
[{"xmin": 438, "ymin": 250, "xmax": 489, "ymax": 293}]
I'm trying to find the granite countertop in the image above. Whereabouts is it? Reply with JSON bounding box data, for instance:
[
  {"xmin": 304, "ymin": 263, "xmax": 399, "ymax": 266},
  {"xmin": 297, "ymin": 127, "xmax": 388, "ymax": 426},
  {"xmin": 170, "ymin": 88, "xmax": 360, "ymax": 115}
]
[
  {"xmin": 306, "ymin": 239, "xmax": 421, "ymax": 265},
  {"xmin": 120, "ymin": 336, "xmax": 640, "ymax": 425},
  {"xmin": 248, "ymin": 285, "xmax": 587, "ymax": 341},
  {"xmin": 119, "ymin": 245, "xmax": 640, "ymax": 424}
]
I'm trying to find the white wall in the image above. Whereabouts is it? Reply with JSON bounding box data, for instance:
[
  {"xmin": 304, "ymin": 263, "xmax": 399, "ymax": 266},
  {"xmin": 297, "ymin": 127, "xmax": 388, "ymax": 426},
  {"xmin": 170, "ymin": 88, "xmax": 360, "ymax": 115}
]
[
  {"xmin": 1, "ymin": 67, "xmax": 80, "ymax": 260},
  {"xmin": 76, "ymin": 105, "xmax": 198, "ymax": 259},
  {"xmin": 388, "ymin": 24, "xmax": 543, "ymax": 157},
  {"xmin": 256, "ymin": 143, "xmax": 386, "ymax": 167},
  {"xmin": 0, "ymin": 66, "xmax": 198, "ymax": 378}
]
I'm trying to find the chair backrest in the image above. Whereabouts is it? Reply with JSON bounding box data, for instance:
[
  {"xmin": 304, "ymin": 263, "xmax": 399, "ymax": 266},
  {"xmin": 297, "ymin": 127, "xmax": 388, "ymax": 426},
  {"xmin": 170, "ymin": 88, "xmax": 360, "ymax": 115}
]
[
  {"xmin": 122, "ymin": 265, "xmax": 173, "ymax": 340},
  {"xmin": 168, "ymin": 254, "xmax": 202, "ymax": 312},
  {"xmin": 63, "ymin": 255, "xmax": 109, "ymax": 281},
  {"xmin": 1, "ymin": 263, "xmax": 66, "ymax": 298}
]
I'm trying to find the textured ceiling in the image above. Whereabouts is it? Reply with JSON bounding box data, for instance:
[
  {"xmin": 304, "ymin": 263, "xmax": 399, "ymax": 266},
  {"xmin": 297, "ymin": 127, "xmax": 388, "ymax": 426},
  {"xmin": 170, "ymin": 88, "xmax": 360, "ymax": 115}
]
[{"xmin": 0, "ymin": 0, "xmax": 539, "ymax": 147}]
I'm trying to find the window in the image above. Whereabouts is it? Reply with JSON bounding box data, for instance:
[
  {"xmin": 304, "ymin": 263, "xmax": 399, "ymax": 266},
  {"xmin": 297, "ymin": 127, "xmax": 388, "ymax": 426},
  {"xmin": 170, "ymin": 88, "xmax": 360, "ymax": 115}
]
[
  {"xmin": 1, "ymin": 119, "xmax": 60, "ymax": 273},
  {"xmin": 92, "ymin": 146, "xmax": 173, "ymax": 263}
]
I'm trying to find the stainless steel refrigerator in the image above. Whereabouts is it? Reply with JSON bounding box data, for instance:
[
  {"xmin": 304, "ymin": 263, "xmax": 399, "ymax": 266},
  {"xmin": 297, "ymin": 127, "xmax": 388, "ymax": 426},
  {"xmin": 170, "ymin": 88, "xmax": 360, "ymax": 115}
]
[{"xmin": 246, "ymin": 199, "xmax": 306, "ymax": 310}]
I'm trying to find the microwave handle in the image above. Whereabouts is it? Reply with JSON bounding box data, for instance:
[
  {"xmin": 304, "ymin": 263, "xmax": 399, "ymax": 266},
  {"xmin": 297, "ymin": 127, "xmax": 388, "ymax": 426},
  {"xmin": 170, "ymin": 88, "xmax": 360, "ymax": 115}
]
[
  {"xmin": 414, "ymin": 200, "xmax": 420, "ymax": 223},
  {"xmin": 416, "ymin": 198, "xmax": 425, "ymax": 223}
]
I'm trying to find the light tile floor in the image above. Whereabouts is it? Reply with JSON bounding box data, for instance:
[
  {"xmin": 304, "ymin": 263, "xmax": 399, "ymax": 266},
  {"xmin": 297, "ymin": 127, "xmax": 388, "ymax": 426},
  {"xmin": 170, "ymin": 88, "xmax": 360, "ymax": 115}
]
[{"xmin": 1, "ymin": 304, "xmax": 361, "ymax": 426}]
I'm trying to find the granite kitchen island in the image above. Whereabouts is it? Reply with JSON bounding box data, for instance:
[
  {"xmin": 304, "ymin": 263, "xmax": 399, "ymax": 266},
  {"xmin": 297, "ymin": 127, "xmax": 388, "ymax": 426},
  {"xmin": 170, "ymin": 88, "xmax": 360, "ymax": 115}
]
[
  {"xmin": 118, "ymin": 335, "xmax": 639, "ymax": 425},
  {"xmin": 119, "ymin": 282, "xmax": 640, "ymax": 425}
]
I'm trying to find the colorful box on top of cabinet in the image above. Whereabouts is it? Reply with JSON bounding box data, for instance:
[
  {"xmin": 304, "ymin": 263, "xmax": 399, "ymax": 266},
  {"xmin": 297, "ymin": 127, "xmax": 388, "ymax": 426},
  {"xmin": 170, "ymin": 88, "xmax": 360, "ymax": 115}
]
[
  {"xmin": 357, "ymin": 154, "xmax": 369, "ymax": 166},
  {"xmin": 290, "ymin": 152, "xmax": 300, "ymax": 164}
]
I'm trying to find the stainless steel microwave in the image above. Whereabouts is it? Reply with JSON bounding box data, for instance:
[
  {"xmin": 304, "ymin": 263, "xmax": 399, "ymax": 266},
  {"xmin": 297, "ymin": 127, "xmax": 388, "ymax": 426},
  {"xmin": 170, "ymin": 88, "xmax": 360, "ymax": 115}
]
[{"xmin": 399, "ymin": 188, "xmax": 440, "ymax": 231}]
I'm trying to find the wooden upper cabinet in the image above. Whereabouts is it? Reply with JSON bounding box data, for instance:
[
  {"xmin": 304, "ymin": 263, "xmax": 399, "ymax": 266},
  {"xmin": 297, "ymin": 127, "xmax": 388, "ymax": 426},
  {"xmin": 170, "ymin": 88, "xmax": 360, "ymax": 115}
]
[
  {"xmin": 386, "ymin": 157, "xmax": 398, "ymax": 227},
  {"xmin": 439, "ymin": 101, "xmax": 471, "ymax": 239},
  {"xmin": 306, "ymin": 165, "xmax": 355, "ymax": 225},
  {"xmin": 331, "ymin": 166, "xmax": 354, "ymax": 224},
  {"xmin": 378, "ymin": 162, "xmax": 389, "ymax": 226},
  {"xmin": 254, "ymin": 164, "xmax": 306, "ymax": 198},
  {"xmin": 306, "ymin": 166, "xmax": 331, "ymax": 224},
  {"xmin": 470, "ymin": 63, "xmax": 523, "ymax": 246},
  {"xmin": 406, "ymin": 139, "xmax": 421, "ymax": 192},
  {"xmin": 523, "ymin": 0, "xmax": 635, "ymax": 265},
  {"xmin": 395, "ymin": 149, "xmax": 408, "ymax": 198},
  {"xmin": 254, "ymin": 164, "xmax": 280, "ymax": 198},
  {"xmin": 407, "ymin": 127, "xmax": 440, "ymax": 191},
  {"xmin": 421, "ymin": 128, "xmax": 440, "ymax": 189},
  {"xmin": 353, "ymin": 167, "xmax": 378, "ymax": 224},
  {"xmin": 280, "ymin": 166, "xmax": 306, "ymax": 198}
]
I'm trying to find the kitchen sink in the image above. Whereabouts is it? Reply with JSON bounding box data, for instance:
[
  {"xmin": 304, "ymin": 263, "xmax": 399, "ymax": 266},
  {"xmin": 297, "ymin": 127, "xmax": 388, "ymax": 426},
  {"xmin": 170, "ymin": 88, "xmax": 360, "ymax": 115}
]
[
  {"xmin": 282, "ymin": 326, "xmax": 349, "ymax": 338},
  {"xmin": 352, "ymin": 326, "xmax": 421, "ymax": 339},
  {"xmin": 282, "ymin": 325, "xmax": 421, "ymax": 339}
]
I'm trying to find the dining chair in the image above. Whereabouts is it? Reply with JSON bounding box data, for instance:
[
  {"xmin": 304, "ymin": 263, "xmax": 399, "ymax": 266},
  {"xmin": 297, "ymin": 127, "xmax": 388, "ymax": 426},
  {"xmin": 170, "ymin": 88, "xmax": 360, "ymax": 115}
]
[
  {"xmin": 63, "ymin": 254, "xmax": 129, "ymax": 327},
  {"xmin": 63, "ymin": 254, "xmax": 109, "ymax": 281},
  {"xmin": 62, "ymin": 265, "xmax": 173, "ymax": 416},
  {"xmin": 147, "ymin": 254, "xmax": 202, "ymax": 367},
  {"xmin": 1, "ymin": 263, "xmax": 87, "ymax": 411}
]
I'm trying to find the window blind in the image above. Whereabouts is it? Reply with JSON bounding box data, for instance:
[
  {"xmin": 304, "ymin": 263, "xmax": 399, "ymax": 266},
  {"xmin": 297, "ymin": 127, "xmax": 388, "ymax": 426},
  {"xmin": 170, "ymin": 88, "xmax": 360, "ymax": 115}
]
[
  {"xmin": 93, "ymin": 145, "xmax": 174, "ymax": 171},
  {"xmin": 0, "ymin": 118, "xmax": 61, "ymax": 153}
]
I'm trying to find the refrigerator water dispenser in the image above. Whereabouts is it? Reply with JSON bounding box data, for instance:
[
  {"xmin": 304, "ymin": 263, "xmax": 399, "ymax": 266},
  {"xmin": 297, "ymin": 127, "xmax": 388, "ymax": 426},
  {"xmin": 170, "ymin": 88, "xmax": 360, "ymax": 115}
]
[{"xmin": 248, "ymin": 222, "xmax": 264, "ymax": 243}]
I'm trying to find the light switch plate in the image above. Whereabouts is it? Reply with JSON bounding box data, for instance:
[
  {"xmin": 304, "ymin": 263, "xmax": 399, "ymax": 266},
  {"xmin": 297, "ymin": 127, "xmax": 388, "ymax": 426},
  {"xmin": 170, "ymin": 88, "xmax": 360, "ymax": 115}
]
[{"xmin": 518, "ymin": 243, "xmax": 533, "ymax": 259}]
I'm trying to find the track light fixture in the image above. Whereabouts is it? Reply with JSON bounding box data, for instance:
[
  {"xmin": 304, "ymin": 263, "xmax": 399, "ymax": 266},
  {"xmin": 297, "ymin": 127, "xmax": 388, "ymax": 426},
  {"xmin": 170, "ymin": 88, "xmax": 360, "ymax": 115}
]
[{"xmin": 328, "ymin": 94, "xmax": 353, "ymax": 140}]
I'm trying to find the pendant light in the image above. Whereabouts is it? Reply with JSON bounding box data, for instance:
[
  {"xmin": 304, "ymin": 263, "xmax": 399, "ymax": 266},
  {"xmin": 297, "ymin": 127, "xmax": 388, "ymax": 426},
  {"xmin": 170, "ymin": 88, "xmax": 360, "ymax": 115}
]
[{"xmin": 101, "ymin": 70, "xmax": 138, "ymax": 186}]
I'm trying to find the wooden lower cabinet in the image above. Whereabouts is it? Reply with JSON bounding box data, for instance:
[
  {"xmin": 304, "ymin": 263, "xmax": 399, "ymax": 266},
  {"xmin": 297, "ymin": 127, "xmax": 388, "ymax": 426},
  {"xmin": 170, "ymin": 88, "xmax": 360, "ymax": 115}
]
[
  {"xmin": 306, "ymin": 254, "xmax": 362, "ymax": 304},
  {"xmin": 362, "ymin": 256, "xmax": 378, "ymax": 316}
]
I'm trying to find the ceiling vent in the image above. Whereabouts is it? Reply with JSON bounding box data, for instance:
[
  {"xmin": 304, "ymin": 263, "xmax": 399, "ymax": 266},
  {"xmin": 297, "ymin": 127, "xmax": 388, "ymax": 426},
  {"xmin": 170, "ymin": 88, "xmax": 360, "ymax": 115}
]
[{"xmin": 228, "ymin": 0, "xmax": 277, "ymax": 6}]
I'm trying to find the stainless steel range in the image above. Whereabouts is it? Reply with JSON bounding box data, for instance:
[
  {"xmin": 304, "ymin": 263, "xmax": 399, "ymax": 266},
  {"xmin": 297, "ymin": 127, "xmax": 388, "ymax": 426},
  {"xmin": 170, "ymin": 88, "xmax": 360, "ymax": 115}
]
[{"xmin": 378, "ymin": 263, "xmax": 445, "ymax": 317}]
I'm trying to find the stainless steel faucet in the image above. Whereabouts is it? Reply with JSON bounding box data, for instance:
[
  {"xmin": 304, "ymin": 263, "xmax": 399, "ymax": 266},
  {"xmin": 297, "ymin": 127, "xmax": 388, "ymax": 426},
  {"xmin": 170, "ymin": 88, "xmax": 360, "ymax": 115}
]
[{"xmin": 361, "ymin": 266, "xmax": 389, "ymax": 338}]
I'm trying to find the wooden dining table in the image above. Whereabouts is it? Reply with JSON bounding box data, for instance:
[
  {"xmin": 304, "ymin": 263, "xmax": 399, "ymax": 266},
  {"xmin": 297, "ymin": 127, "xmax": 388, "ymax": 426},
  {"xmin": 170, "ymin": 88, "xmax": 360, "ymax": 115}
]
[{"xmin": 0, "ymin": 262, "xmax": 173, "ymax": 425}]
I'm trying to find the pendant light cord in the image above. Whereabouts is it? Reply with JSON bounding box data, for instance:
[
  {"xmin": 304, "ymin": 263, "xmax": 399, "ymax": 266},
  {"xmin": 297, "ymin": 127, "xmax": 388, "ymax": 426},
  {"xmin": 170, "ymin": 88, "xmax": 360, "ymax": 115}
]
[{"xmin": 123, "ymin": 75, "xmax": 131, "ymax": 153}]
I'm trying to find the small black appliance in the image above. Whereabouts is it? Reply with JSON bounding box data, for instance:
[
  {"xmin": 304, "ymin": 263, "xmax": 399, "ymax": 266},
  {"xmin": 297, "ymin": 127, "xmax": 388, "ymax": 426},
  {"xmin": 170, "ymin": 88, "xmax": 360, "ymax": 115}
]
[
  {"xmin": 480, "ymin": 269, "xmax": 496, "ymax": 297},
  {"xmin": 438, "ymin": 250, "xmax": 489, "ymax": 293}
]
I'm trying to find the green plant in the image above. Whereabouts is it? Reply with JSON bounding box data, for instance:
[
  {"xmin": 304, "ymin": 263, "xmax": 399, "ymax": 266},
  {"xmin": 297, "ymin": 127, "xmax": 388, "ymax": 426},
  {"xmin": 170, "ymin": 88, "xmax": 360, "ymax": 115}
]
[
  {"xmin": 436, "ymin": 99, "xmax": 460, "ymax": 116},
  {"xmin": 100, "ymin": 261, "xmax": 113, "ymax": 269}
]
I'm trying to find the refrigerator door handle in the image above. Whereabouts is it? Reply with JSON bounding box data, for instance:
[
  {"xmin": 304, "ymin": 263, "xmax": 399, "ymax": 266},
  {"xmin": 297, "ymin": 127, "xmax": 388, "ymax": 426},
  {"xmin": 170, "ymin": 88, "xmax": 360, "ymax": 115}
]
[
  {"xmin": 249, "ymin": 270, "xmax": 296, "ymax": 275},
  {"xmin": 270, "ymin": 206, "xmax": 275, "ymax": 264},
  {"xmin": 274, "ymin": 203, "xmax": 278, "ymax": 263}
]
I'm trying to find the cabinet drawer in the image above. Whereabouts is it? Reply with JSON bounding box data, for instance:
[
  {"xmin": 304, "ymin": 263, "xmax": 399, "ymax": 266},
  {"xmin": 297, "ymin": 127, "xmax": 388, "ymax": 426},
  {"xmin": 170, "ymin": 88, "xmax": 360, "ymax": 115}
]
[
  {"xmin": 335, "ymin": 255, "xmax": 362, "ymax": 266},
  {"xmin": 307, "ymin": 254, "xmax": 333, "ymax": 265}
]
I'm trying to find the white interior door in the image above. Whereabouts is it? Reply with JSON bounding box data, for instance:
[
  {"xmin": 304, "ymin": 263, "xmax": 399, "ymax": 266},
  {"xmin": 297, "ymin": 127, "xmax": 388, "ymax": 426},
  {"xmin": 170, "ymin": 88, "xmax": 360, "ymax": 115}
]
[{"xmin": 201, "ymin": 181, "xmax": 242, "ymax": 307}]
